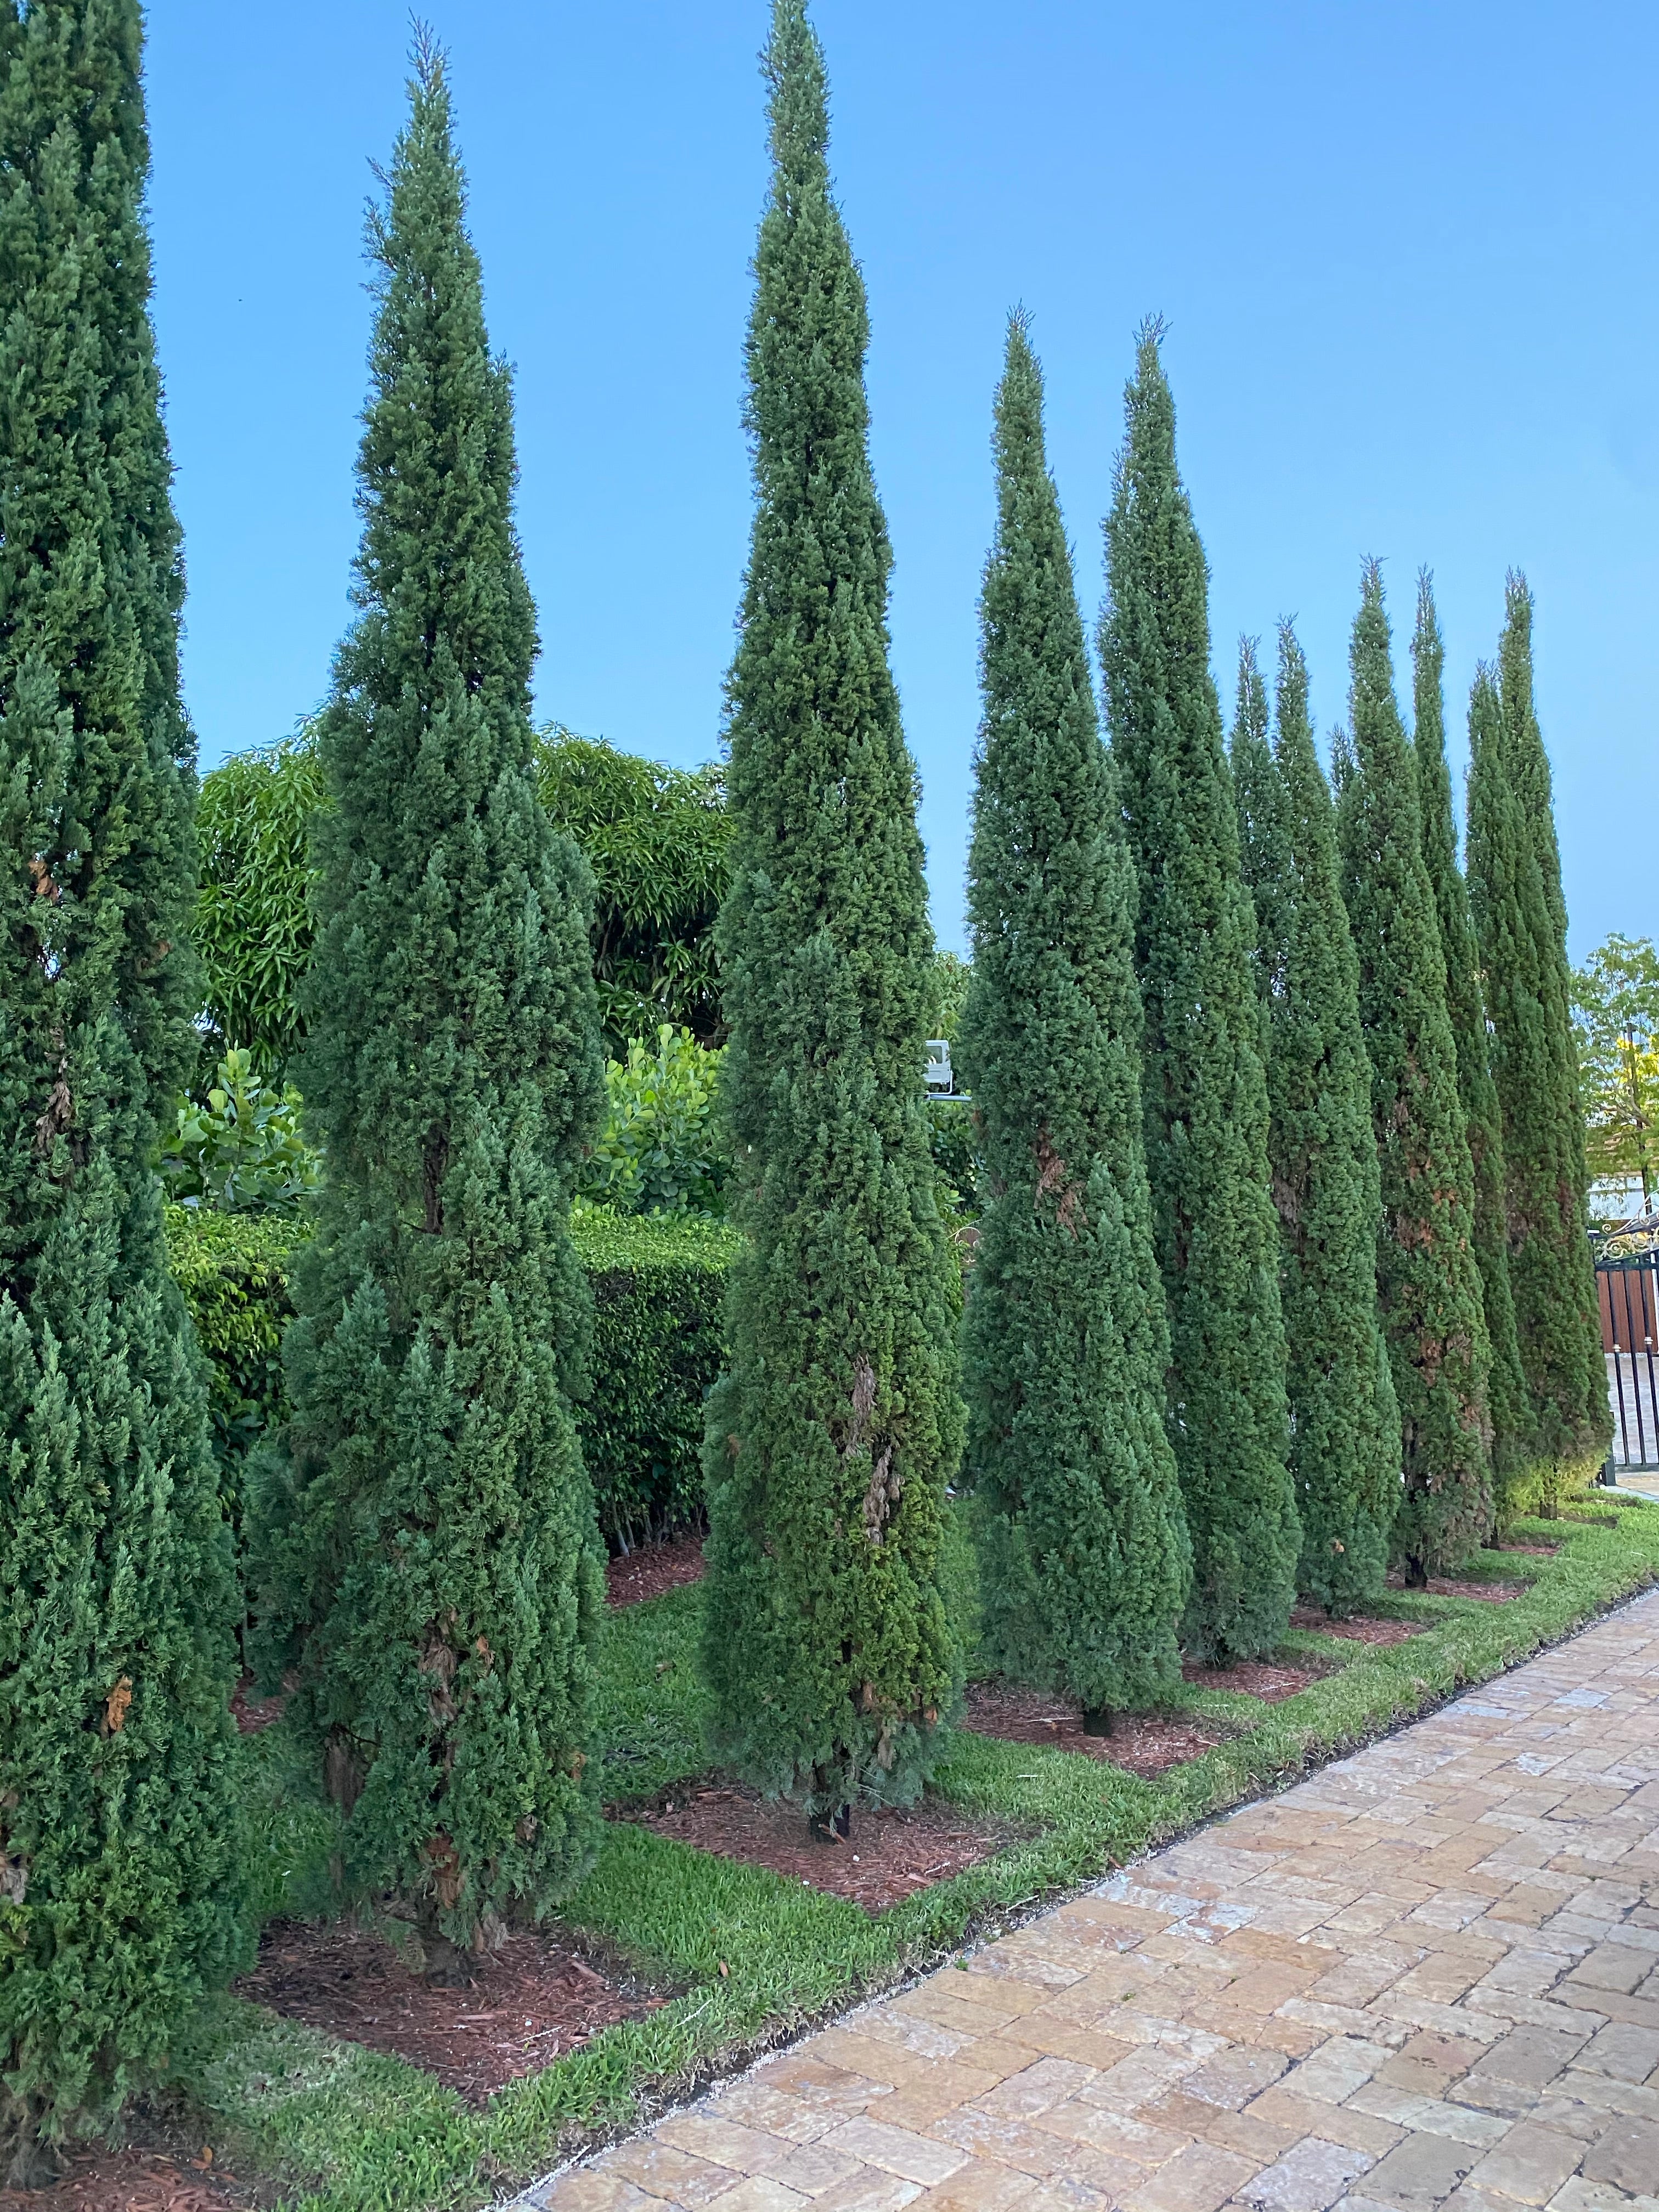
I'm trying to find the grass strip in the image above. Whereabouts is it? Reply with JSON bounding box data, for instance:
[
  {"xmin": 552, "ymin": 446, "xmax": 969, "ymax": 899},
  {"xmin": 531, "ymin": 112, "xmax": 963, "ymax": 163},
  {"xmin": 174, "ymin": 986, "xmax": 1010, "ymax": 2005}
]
[{"xmin": 172, "ymin": 1494, "xmax": 1659, "ymax": 2211}]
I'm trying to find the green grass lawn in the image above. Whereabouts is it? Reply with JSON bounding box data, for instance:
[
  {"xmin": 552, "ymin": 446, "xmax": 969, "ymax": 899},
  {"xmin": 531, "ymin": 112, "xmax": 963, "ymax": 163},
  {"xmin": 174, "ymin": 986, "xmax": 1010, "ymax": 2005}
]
[{"xmin": 173, "ymin": 1493, "xmax": 1659, "ymax": 2212}]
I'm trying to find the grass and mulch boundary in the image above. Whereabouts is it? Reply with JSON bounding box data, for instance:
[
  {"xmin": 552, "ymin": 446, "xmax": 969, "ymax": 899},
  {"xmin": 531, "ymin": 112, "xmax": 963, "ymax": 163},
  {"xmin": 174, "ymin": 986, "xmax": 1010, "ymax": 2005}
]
[{"xmin": 166, "ymin": 1493, "xmax": 1659, "ymax": 2212}]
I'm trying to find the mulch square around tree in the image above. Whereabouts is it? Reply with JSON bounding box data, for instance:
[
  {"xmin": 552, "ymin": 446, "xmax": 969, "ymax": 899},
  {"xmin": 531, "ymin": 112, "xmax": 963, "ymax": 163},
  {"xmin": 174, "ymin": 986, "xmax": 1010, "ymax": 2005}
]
[
  {"xmin": 230, "ymin": 1675, "xmax": 285, "ymax": 1735},
  {"xmin": 1182, "ymin": 1654, "xmax": 1338, "ymax": 1700},
  {"xmin": 1289, "ymin": 1605, "xmax": 1425, "ymax": 1645},
  {"xmin": 0, "ymin": 2145, "xmax": 237, "ymax": 2212},
  {"xmin": 1494, "ymin": 1539, "xmax": 1561, "ymax": 1558},
  {"xmin": 605, "ymin": 1532, "xmax": 707, "ymax": 1609},
  {"xmin": 1386, "ymin": 1570, "xmax": 1527, "ymax": 1602},
  {"xmin": 960, "ymin": 1681, "xmax": 1230, "ymax": 1777},
  {"xmin": 620, "ymin": 1781, "xmax": 1015, "ymax": 1910},
  {"xmin": 235, "ymin": 1917, "xmax": 658, "ymax": 2106}
]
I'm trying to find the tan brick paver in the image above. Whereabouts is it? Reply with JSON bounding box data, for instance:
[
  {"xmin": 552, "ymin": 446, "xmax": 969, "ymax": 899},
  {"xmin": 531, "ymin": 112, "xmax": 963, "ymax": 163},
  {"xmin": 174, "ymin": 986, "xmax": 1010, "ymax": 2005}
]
[{"xmin": 512, "ymin": 1592, "xmax": 1659, "ymax": 2212}]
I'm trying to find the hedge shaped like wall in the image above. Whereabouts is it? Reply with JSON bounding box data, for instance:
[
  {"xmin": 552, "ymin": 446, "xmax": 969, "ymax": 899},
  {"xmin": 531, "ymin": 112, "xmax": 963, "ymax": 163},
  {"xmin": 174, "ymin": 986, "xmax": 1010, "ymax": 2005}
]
[{"xmin": 165, "ymin": 1204, "xmax": 737, "ymax": 1554}]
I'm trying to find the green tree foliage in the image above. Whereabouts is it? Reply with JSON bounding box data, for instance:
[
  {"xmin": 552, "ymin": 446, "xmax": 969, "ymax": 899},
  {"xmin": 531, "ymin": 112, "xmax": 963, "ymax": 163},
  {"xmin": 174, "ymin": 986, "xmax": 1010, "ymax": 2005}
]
[
  {"xmin": 1573, "ymin": 934, "xmax": 1659, "ymax": 1211},
  {"xmin": 1098, "ymin": 326, "xmax": 1297, "ymax": 1663},
  {"xmin": 1233, "ymin": 629, "xmax": 1400, "ymax": 1613},
  {"xmin": 1410, "ymin": 575, "xmax": 1533, "ymax": 1505},
  {"xmin": 1467, "ymin": 584, "xmax": 1610, "ymax": 1487},
  {"xmin": 0, "ymin": 0, "xmax": 245, "ymax": 2172},
  {"xmin": 250, "ymin": 46, "xmax": 606, "ymax": 1973},
  {"xmin": 161, "ymin": 1048, "xmax": 319, "ymax": 1216},
  {"xmin": 535, "ymin": 729, "xmax": 731, "ymax": 1052},
  {"xmin": 960, "ymin": 318, "xmax": 1188, "ymax": 1721},
  {"xmin": 699, "ymin": 0, "xmax": 962, "ymax": 1828},
  {"xmin": 195, "ymin": 731, "xmax": 326, "ymax": 1079},
  {"xmin": 577, "ymin": 1026, "xmax": 729, "ymax": 1219},
  {"xmin": 1336, "ymin": 563, "xmax": 1492, "ymax": 1576}
]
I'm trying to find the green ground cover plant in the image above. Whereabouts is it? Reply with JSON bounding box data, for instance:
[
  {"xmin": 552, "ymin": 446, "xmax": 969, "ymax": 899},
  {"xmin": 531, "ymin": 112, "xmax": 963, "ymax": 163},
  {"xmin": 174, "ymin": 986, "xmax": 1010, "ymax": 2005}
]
[{"xmin": 161, "ymin": 1493, "xmax": 1659, "ymax": 2212}]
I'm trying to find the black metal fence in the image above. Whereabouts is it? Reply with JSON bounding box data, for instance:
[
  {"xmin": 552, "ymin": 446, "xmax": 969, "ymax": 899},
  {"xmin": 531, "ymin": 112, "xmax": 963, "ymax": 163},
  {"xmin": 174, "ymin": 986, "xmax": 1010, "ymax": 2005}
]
[{"xmin": 1599, "ymin": 1252, "xmax": 1659, "ymax": 1473}]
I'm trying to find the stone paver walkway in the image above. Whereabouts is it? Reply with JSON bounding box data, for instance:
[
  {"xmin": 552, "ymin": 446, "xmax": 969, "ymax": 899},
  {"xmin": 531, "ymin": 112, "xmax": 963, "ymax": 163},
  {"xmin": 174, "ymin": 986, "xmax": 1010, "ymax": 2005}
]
[{"xmin": 516, "ymin": 1592, "xmax": 1659, "ymax": 2212}]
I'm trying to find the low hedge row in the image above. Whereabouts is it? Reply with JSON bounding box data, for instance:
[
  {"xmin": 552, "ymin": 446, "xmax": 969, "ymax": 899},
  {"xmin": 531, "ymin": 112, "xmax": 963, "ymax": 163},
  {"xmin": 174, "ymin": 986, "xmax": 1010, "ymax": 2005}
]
[{"xmin": 163, "ymin": 1205, "xmax": 737, "ymax": 1553}]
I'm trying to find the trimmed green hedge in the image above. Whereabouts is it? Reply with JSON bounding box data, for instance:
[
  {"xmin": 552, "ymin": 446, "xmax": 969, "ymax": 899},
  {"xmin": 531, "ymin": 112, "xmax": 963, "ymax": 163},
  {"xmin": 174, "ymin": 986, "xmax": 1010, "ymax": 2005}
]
[{"xmin": 165, "ymin": 1205, "xmax": 737, "ymax": 1553}]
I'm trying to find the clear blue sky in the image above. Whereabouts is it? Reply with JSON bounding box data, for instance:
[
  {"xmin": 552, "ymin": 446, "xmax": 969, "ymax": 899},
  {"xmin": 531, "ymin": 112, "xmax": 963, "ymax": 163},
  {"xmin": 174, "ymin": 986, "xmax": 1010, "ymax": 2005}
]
[{"xmin": 146, "ymin": 1, "xmax": 1656, "ymax": 962}]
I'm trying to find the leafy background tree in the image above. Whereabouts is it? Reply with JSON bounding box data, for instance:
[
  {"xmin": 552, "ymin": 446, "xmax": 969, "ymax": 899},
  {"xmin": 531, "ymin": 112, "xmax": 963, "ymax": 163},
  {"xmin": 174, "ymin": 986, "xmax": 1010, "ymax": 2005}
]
[
  {"xmin": 700, "ymin": 0, "xmax": 962, "ymax": 1831},
  {"xmin": 0, "ymin": 0, "xmax": 244, "ymax": 2174},
  {"xmin": 961, "ymin": 317, "xmax": 1188, "ymax": 1724},
  {"xmin": 1233, "ymin": 628, "xmax": 1400, "ymax": 1614},
  {"xmin": 1412, "ymin": 574, "xmax": 1533, "ymax": 1505},
  {"xmin": 1336, "ymin": 562, "xmax": 1492, "ymax": 1576},
  {"xmin": 1573, "ymin": 934, "xmax": 1659, "ymax": 1214},
  {"xmin": 1098, "ymin": 325, "xmax": 1297, "ymax": 1663},
  {"xmin": 250, "ymin": 43, "xmax": 606, "ymax": 1974}
]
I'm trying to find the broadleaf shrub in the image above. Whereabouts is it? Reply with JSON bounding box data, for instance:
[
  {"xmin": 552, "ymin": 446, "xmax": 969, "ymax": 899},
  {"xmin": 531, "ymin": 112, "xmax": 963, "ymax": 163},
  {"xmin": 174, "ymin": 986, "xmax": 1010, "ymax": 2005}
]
[
  {"xmin": 577, "ymin": 1026, "xmax": 730, "ymax": 1218},
  {"xmin": 161, "ymin": 1049, "xmax": 320, "ymax": 1214},
  {"xmin": 166, "ymin": 1207, "xmax": 737, "ymax": 1556}
]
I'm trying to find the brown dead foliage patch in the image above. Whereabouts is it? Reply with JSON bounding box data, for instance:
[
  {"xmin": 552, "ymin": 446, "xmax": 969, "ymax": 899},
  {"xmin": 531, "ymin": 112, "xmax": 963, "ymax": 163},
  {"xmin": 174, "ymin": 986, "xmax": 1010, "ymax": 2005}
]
[
  {"xmin": 235, "ymin": 1917, "xmax": 656, "ymax": 2106},
  {"xmin": 960, "ymin": 1680, "xmax": 1229, "ymax": 1777},
  {"xmin": 620, "ymin": 1780, "xmax": 1014, "ymax": 1910},
  {"xmin": 1289, "ymin": 1606, "xmax": 1425, "ymax": 1646},
  {"xmin": 605, "ymin": 1532, "xmax": 707, "ymax": 1609}
]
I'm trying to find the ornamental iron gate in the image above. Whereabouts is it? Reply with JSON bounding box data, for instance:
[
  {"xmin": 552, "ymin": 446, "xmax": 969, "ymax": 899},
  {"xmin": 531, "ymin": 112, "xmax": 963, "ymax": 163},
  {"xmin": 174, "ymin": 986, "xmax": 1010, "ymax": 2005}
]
[{"xmin": 1596, "ymin": 1236, "xmax": 1659, "ymax": 1475}]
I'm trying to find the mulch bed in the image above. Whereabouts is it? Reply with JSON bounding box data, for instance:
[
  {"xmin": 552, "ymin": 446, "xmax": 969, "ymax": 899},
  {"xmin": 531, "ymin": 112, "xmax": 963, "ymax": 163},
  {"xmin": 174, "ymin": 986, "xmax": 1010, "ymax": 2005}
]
[
  {"xmin": 230, "ymin": 1676, "xmax": 285, "ymax": 1735},
  {"xmin": 1494, "ymin": 1541, "xmax": 1561, "ymax": 1558},
  {"xmin": 620, "ymin": 1781, "xmax": 1014, "ymax": 1910},
  {"xmin": 1182, "ymin": 1654, "xmax": 1335, "ymax": 1700},
  {"xmin": 235, "ymin": 1917, "xmax": 656, "ymax": 2106},
  {"xmin": 1386, "ymin": 1570, "xmax": 1527, "ymax": 1602},
  {"xmin": 961, "ymin": 1680, "xmax": 1229, "ymax": 1776},
  {"xmin": 0, "ymin": 2146, "xmax": 238, "ymax": 2212},
  {"xmin": 606, "ymin": 1533, "xmax": 707, "ymax": 1609},
  {"xmin": 1289, "ymin": 1606, "xmax": 1425, "ymax": 1645}
]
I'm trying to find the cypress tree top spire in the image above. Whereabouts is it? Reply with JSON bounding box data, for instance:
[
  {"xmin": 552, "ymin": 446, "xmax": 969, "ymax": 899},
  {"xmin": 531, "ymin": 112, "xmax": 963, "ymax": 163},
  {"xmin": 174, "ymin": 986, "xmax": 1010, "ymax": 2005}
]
[
  {"xmin": 961, "ymin": 314, "xmax": 1188, "ymax": 1723},
  {"xmin": 699, "ymin": 0, "xmax": 961, "ymax": 1828},
  {"xmin": 251, "ymin": 39, "xmax": 607, "ymax": 1973},
  {"xmin": 0, "ymin": 0, "xmax": 244, "ymax": 2173},
  {"xmin": 1099, "ymin": 324, "xmax": 1298, "ymax": 1664},
  {"xmin": 1337, "ymin": 560, "xmax": 1492, "ymax": 1577}
]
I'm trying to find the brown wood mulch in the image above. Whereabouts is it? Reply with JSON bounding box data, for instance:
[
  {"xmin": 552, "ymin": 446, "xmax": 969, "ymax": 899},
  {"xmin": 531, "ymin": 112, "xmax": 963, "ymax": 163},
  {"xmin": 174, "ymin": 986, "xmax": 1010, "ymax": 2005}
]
[
  {"xmin": 621, "ymin": 1781, "xmax": 1014, "ymax": 1910},
  {"xmin": 605, "ymin": 1532, "xmax": 707, "ymax": 1609},
  {"xmin": 234, "ymin": 1917, "xmax": 657, "ymax": 2106},
  {"xmin": 1182, "ymin": 1654, "xmax": 1336, "ymax": 1700},
  {"xmin": 1289, "ymin": 1605, "xmax": 1425, "ymax": 1645},
  {"xmin": 1386, "ymin": 1570, "xmax": 1527, "ymax": 1602},
  {"xmin": 0, "ymin": 2147, "xmax": 238, "ymax": 2212},
  {"xmin": 229, "ymin": 1677, "xmax": 285, "ymax": 1735},
  {"xmin": 960, "ymin": 1680, "xmax": 1228, "ymax": 1776}
]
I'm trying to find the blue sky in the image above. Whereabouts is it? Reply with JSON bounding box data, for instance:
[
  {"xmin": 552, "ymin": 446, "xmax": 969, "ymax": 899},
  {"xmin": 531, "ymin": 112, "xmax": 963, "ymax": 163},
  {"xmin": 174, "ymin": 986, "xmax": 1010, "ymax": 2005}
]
[{"xmin": 147, "ymin": 1, "xmax": 1657, "ymax": 962}]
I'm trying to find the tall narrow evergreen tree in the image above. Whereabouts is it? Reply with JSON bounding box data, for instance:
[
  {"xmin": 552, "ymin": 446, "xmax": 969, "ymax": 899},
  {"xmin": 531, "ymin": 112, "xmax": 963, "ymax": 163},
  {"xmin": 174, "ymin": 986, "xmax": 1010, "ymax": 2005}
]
[
  {"xmin": 1468, "ymin": 590, "xmax": 1609, "ymax": 1495},
  {"xmin": 1336, "ymin": 562, "xmax": 1492, "ymax": 1577},
  {"xmin": 1233, "ymin": 629, "xmax": 1401, "ymax": 1613},
  {"xmin": 1098, "ymin": 326, "xmax": 1298, "ymax": 1663},
  {"xmin": 960, "ymin": 318, "xmax": 1188, "ymax": 1724},
  {"xmin": 250, "ymin": 44, "xmax": 606, "ymax": 1973},
  {"xmin": 0, "ymin": 1, "xmax": 245, "ymax": 2175},
  {"xmin": 1410, "ymin": 574, "xmax": 1533, "ymax": 1507},
  {"xmin": 699, "ymin": 1, "xmax": 962, "ymax": 1829}
]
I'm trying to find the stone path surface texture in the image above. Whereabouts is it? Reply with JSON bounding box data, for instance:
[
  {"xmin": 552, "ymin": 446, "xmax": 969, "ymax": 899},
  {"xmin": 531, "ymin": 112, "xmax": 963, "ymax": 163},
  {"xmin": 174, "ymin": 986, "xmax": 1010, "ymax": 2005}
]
[{"xmin": 514, "ymin": 1592, "xmax": 1659, "ymax": 2212}]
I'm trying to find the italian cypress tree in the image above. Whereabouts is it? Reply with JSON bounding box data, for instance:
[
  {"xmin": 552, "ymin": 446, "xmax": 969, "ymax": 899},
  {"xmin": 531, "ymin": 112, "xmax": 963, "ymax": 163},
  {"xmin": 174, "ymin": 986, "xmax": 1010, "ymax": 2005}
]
[
  {"xmin": 1410, "ymin": 574, "xmax": 1533, "ymax": 1508},
  {"xmin": 1233, "ymin": 629, "xmax": 1401, "ymax": 1613},
  {"xmin": 960, "ymin": 317, "xmax": 1188, "ymax": 1725},
  {"xmin": 1468, "ymin": 591, "xmax": 1609, "ymax": 1495},
  {"xmin": 1336, "ymin": 562, "xmax": 1492, "ymax": 1577},
  {"xmin": 250, "ymin": 44, "xmax": 606, "ymax": 1974},
  {"xmin": 699, "ymin": 0, "xmax": 962, "ymax": 1829},
  {"xmin": 1098, "ymin": 326, "xmax": 1297, "ymax": 1663},
  {"xmin": 0, "ymin": 1, "xmax": 245, "ymax": 2175}
]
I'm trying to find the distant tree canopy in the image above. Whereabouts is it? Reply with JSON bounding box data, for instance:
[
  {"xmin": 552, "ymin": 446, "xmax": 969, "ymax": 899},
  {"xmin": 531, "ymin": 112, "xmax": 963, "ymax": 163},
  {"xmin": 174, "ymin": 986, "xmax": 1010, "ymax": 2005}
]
[
  {"xmin": 1573, "ymin": 933, "xmax": 1659, "ymax": 1212},
  {"xmin": 194, "ymin": 724, "xmax": 734, "ymax": 1074}
]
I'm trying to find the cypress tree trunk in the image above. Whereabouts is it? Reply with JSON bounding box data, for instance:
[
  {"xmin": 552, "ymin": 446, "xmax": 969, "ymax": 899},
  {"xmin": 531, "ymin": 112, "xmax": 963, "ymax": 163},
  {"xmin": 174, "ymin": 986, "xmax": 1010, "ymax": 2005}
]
[
  {"xmin": 1336, "ymin": 562, "xmax": 1492, "ymax": 1579},
  {"xmin": 0, "ymin": 0, "xmax": 245, "ymax": 2173},
  {"xmin": 699, "ymin": 1, "xmax": 962, "ymax": 1829},
  {"xmin": 961, "ymin": 318, "xmax": 1189, "ymax": 1720},
  {"xmin": 1468, "ymin": 588, "xmax": 1610, "ymax": 1500},
  {"xmin": 1234, "ymin": 629, "xmax": 1401, "ymax": 1615},
  {"xmin": 1098, "ymin": 327, "xmax": 1298, "ymax": 1664},
  {"xmin": 250, "ymin": 44, "xmax": 606, "ymax": 1971},
  {"xmin": 1410, "ymin": 575, "xmax": 1533, "ymax": 1514}
]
